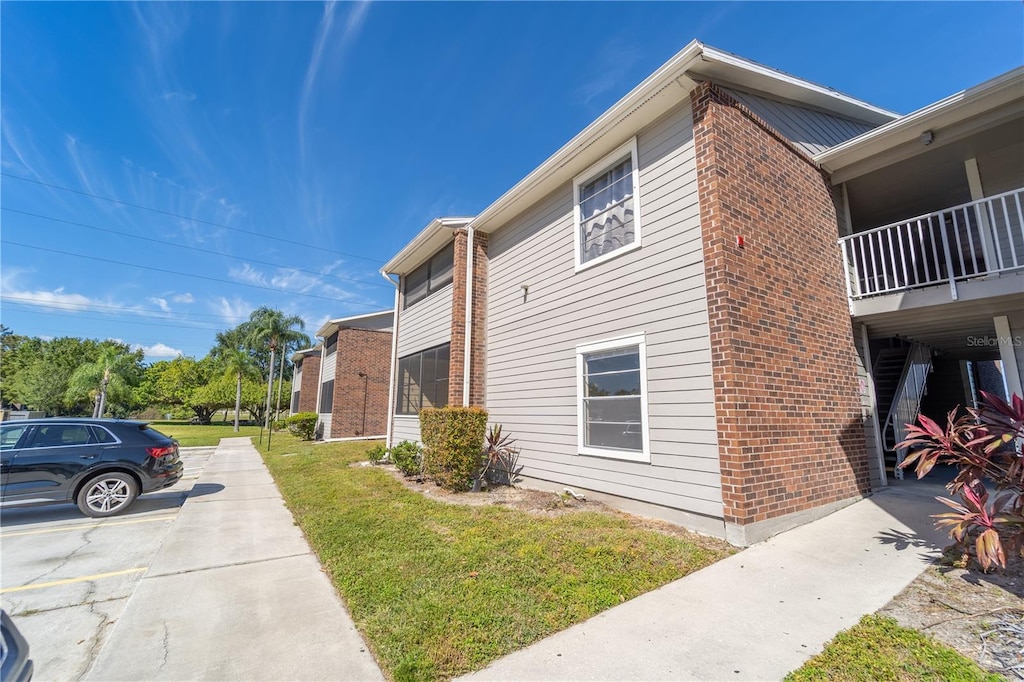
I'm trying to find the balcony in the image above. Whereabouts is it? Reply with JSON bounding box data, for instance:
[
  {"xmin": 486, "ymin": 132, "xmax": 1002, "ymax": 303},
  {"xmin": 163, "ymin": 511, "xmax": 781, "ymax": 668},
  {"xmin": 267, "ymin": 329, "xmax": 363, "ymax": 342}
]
[{"xmin": 839, "ymin": 188, "xmax": 1024, "ymax": 302}]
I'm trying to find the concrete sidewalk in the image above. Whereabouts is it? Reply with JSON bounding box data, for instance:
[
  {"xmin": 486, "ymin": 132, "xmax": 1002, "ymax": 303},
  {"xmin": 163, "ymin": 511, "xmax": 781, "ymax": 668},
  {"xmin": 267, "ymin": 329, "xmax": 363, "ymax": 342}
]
[
  {"xmin": 461, "ymin": 481, "xmax": 950, "ymax": 681},
  {"xmin": 86, "ymin": 437, "xmax": 383, "ymax": 681}
]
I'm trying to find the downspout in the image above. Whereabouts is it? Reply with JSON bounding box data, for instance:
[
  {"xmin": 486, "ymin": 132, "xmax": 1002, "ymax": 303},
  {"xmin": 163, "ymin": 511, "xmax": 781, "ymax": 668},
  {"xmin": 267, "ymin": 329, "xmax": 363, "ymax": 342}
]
[
  {"xmin": 382, "ymin": 270, "xmax": 401, "ymax": 449},
  {"xmin": 463, "ymin": 226, "xmax": 474, "ymax": 407}
]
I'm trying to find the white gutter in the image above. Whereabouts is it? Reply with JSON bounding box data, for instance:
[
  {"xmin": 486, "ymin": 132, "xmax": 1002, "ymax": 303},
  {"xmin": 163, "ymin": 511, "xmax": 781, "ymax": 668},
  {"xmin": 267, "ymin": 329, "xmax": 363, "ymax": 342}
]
[
  {"xmin": 381, "ymin": 270, "xmax": 401, "ymax": 449},
  {"xmin": 314, "ymin": 337, "xmax": 326, "ymax": 416},
  {"xmin": 463, "ymin": 226, "xmax": 474, "ymax": 407}
]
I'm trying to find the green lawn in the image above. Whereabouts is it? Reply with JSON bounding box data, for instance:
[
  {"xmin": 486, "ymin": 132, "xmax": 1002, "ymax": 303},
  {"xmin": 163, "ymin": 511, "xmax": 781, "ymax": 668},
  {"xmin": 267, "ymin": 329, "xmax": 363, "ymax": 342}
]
[
  {"xmin": 786, "ymin": 615, "xmax": 1002, "ymax": 682},
  {"xmin": 148, "ymin": 420, "xmax": 263, "ymax": 447},
  {"xmin": 258, "ymin": 434, "xmax": 733, "ymax": 681}
]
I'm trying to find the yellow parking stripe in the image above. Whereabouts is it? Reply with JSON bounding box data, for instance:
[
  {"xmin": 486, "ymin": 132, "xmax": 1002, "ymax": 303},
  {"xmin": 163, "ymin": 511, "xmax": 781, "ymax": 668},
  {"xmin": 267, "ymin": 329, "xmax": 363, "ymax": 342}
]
[
  {"xmin": 0, "ymin": 515, "xmax": 177, "ymax": 538},
  {"xmin": 1, "ymin": 568, "xmax": 147, "ymax": 593}
]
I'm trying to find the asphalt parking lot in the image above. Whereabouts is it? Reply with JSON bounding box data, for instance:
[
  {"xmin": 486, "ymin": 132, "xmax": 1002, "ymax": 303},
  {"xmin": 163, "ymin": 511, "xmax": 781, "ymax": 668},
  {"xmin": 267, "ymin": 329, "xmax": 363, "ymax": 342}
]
[{"xmin": 0, "ymin": 446, "xmax": 216, "ymax": 681}]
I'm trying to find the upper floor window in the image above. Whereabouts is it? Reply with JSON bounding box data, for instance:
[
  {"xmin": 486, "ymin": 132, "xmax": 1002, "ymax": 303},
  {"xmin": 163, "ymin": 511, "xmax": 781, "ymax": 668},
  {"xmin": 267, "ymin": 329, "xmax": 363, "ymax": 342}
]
[
  {"xmin": 404, "ymin": 242, "xmax": 454, "ymax": 308},
  {"xmin": 574, "ymin": 139, "xmax": 642, "ymax": 271},
  {"xmin": 325, "ymin": 333, "xmax": 338, "ymax": 357}
]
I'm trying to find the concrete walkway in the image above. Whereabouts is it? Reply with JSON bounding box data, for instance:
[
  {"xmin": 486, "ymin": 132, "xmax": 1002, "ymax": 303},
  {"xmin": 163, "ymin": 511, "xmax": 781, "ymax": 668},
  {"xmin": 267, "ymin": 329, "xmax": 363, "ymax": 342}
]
[
  {"xmin": 461, "ymin": 480, "xmax": 951, "ymax": 681},
  {"xmin": 86, "ymin": 437, "xmax": 383, "ymax": 681}
]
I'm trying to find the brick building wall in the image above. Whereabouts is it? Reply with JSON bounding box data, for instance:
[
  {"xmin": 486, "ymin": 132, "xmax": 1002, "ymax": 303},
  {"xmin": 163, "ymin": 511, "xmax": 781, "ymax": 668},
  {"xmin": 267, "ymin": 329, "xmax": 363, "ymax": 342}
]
[
  {"xmin": 691, "ymin": 81, "xmax": 870, "ymax": 531},
  {"xmin": 449, "ymin": 229, "xmax": 489, "ymax": 407},
  {"xmin": 297, "ymin": 355, "xmax": 321, "ymax": 414},
  {"xmin": 329, "ymin": 328, "xmax": 392, "ymax": 438}
]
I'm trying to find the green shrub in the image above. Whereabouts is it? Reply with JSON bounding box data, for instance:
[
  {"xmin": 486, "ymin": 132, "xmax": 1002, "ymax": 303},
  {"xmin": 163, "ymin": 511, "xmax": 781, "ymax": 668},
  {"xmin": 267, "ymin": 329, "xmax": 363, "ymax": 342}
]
[
  {"xmin": 285, "ymin": 412, "xmax": 318, "ymax": 440},
  {"xmin": 420, "ymin": 407, "xmax": 489, "ymax": 492},
  {"xmin": 389, "ymin": 440, "xmax": 423, "ymax": 477},
  {"xmin": 367, "ymin": 443, "xmax": 387, "ymax": 465},
  {"xmin": 272, "ymin": 419, "xmax": 288, "ymax": 432}
]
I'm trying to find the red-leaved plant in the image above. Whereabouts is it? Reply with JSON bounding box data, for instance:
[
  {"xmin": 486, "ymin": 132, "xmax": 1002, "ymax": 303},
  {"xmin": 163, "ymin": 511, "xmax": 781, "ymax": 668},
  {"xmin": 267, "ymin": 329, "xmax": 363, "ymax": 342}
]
[{"xmin": 898, "ymin": 391, "xmax": 1023, "ymax": 570}]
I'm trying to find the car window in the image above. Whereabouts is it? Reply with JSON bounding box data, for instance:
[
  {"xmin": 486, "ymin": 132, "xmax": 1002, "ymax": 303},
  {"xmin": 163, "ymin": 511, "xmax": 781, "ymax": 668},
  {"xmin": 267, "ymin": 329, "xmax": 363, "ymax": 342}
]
[
  {"xmin": 137, "ymin": 424, "xmax": 172, "ymax": 442},
  {"xmin": 91, "ymin": 426, "xmax": 118, "ymax": 444},
  {"xmin": 0, "ymin": 424, "xmax": 30, "ymax": 450},
  {"xmin": 28, "ymin": 424, "xmax": 94, "ymax": 448}
]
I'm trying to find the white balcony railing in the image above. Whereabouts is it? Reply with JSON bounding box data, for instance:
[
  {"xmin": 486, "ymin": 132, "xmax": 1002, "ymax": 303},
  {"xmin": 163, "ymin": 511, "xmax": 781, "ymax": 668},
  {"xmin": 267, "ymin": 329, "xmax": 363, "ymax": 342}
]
[{"xmin": 839, "ymin": 188, "xmax": 1024, "ymax": 301}]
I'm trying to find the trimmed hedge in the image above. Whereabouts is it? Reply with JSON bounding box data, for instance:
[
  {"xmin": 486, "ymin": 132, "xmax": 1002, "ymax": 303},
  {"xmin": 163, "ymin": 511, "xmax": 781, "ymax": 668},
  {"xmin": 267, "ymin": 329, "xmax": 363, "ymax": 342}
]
[
  {"xmin": 285, "ymin": 412, "xmax": 318, "ymax": 440},
  {"xmin": 420, "ymin": 406, "xmax": 489, "ymax": 491}
]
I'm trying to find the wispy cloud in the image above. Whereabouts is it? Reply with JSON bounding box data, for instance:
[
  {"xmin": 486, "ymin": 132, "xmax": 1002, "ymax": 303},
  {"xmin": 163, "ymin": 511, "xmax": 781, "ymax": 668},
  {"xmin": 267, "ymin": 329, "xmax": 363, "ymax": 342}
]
[
  {"xmin": 136, "ymin": 342, "xmax": 183, "ymax": 358},
  {"xmin": 160, "ymin": 91, "xmax": 196, "ymax": 102},
  {"xmin": 2, "ymin": 285, "xmax": 107, "ymax": 312},
  {"xmin": 297, "ymin": 1, "xmax": 369, "ymax": 163},
  {"xmin": 210, "ymin": 296, "xmax": 251, "ymax": 324},
  {"xmin": 572, "ymin": 38, "xmax": 643, "ymax": 106},
  {"xmin": 228, "ymin": 263, "xmax": 269, "ymax": 287},
  {"xmin": 172, "ymin": 292, "xmax": 194, "ymax": 303},
  {"xmin": 148, "ymin": 296, "xmax": 172, "ymax": 312}
]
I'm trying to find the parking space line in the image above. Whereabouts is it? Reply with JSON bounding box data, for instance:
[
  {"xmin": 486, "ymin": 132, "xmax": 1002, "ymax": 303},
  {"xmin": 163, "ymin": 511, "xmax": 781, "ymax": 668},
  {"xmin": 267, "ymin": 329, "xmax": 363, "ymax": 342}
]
[
  {"xmin": 0, "ymin": 515, "xmax": 178, "ymax": 539},
  {"xmin": 1, "ymin": 568, "xmax": 147, "ymax": 593}
]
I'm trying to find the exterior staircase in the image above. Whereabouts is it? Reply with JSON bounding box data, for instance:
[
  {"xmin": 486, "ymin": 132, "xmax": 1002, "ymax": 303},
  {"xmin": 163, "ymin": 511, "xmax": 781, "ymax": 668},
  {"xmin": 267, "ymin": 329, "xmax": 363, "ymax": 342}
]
[{"xmin": 873, "ymin": 340, "xmax": 932, "ymax": 479}]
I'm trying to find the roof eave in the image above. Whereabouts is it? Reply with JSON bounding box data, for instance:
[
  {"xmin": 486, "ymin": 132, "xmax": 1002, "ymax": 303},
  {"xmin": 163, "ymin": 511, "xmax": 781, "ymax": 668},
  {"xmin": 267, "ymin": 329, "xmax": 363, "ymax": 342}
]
[
  {"xmin": 381, "ymin": 217, "xmax": 473, "ymax": 276},
  {"xmin": 815, "ymin": 66, "xmax": 1024, "ymax": 176},
  {"xmin": 315, "ymin": 309, "xmax": 395, "ymax": 338}
]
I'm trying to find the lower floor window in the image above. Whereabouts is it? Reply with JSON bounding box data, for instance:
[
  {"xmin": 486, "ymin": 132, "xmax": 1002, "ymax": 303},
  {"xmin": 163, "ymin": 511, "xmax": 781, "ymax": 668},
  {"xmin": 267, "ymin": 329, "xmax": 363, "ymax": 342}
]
[
  {"xmin": 576, "ymin": 334, "xmax": 650, "ymax": 461},
  {"xmin": 397, "ymin": 343, "xmax": 450, "ymax": 415},
  {"xmin": 319, "ymin": 379, "xmax": 334, "ymax": 413}
]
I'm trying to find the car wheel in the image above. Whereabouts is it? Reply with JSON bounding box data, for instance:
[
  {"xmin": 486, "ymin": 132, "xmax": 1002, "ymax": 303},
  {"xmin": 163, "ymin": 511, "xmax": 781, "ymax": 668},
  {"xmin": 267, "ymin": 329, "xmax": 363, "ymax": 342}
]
[{"xmin": 76, "ymin": 473, "xmax": 138, "ymax": 517}]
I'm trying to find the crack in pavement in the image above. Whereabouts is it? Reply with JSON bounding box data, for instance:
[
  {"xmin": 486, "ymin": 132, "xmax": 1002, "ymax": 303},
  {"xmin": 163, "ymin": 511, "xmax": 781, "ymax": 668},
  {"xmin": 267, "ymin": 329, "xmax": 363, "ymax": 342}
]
[
  {"xmin": 145, "ymin": 551, "xmax": 313, "ymax": 579},
  {"xmin": 33, "ymin": 522, "xmax": 100, "ymax": 584}
]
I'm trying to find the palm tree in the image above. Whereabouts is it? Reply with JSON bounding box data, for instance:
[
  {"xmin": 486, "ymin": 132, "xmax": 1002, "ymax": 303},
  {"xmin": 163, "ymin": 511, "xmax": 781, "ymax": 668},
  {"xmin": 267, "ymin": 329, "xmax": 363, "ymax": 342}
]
[
  {"xmin": 67, "ymin": 347, "xmax": 139, "ymax": 417},
  {"xmin": 245, "ymin": 307, "xmax": 306, "ymax": 431},
  {"xmin": 212, "ymin": 348, "xmax": 258, "ymax": 432}
]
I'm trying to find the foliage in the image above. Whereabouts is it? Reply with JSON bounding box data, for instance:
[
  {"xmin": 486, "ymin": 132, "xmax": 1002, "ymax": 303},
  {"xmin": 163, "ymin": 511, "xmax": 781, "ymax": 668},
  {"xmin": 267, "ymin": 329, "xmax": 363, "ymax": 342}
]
[
  {"xmin": 899, "ymin": 391, "xmax": 1024, "ymax": 570},
  {"xmin": 210, "ymin": 345, "xmax": 260, "ymax": 432},
  {"xmin": 66, "ymin": 345, "xmax": 146, "ymax": 417},
  {"xmin": 285, "ymin": 412, "xmax": 318, "ymax": 440},
  {"xmin": 389, "ymin": 440, "xmax": 423, "ymax": 478},
  {"xmin": 147, "ymin": 356, "xmax": 220, "ymax": 424},
  {"xmin": 785, "ymin": 615, "xmax": 1002, "ymax": 681},
  {"xmin": 420, "ymin": 407, "xmax": 489, "ymax": 492},
  {"xmin": 244, "ymin": 307, "xmax": 308, "ymax": 428},
  {"xmin": 260, "ymin": 436, "xmax": 731, "ymax": 682},
  {"xmin": 367, "ymin": 443, "xmax": 387, "ymax": 465},
  {"xmin": 480, "ymin": 424, "xmax": 523, "ymax": 487}
]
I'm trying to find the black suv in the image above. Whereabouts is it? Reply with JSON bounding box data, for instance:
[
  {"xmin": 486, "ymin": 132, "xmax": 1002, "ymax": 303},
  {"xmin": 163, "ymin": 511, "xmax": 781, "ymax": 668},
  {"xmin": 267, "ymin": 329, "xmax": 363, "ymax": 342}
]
[{"xmin": 0, "ymin": 419, "xmax": 183, "ymax": 517}]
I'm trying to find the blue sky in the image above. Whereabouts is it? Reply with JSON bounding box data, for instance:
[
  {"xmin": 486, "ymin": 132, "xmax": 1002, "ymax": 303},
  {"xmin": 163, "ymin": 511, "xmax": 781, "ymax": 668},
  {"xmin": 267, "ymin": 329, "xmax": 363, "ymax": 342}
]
[{"xmin": 2, "ymin": 1, "xmax": 1021, "ymax": 361}]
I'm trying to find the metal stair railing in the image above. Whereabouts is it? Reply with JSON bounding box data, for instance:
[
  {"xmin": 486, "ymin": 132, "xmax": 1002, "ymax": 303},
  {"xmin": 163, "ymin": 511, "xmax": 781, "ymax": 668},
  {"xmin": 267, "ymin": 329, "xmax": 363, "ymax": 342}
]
[{"xmin": 882, "ymin": 342, "xmax": 932, "ymax": 480}]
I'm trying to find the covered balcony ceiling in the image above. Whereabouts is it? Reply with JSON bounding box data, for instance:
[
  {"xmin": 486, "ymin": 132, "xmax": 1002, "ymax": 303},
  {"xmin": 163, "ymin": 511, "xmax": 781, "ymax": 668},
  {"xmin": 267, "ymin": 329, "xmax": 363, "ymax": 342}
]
[
  {"xmin": 857, "ymin": 289, "xmax": 1023, "ymax": 360},
  {"xmin": 846, "ymin": 118, "xmax": 1024, "ymax": 232}
]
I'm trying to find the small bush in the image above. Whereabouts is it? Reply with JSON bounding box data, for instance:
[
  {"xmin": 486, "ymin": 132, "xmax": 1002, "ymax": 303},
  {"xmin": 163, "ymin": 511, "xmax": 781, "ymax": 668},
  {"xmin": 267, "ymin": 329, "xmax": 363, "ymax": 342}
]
[
  {"xmin": 285, "ymin": 412, "xmax": 318, "ymax": 440},
  {"xmin": 421, "ymin": 407, "xmax": 489, "ymax": 492},
  {"xmin": 481, "ymin": 424, "xmax": 523, "ymax": 487},
  {"xmin": 389, "ymin": 440, "xmax": 423, "ymax": 477},
  {"xmin": 367, "ymin": 443, "xmax": 387, "ymax": 465},
  {"xmin": 272, "ymin": 419, "xmax": 288, "ymax": 432}
]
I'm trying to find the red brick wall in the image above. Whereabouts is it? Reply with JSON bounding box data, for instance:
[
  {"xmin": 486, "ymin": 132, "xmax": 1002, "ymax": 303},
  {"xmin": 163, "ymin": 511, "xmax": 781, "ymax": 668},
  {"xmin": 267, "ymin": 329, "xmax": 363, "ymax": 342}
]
[
  {"xmin": 691, "ymin": 81, "xmax": 870, "ymax": 527},
  {"xmin": 449, "ymin": 229, "xmax": 489, "ymax": 408},
  {"xmin": 329, "ymin": 328, "xmax": 393, "ymax": 438},
  {"xmin": 297, "ymin": 355, "xmax": 321, "ymax": 413}
]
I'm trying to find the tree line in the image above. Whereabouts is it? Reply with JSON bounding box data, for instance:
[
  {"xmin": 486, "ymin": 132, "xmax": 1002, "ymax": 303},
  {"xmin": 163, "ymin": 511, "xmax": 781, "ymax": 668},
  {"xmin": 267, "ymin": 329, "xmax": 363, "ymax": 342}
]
[{"xmin": 0, "ymin": 307, "xmax": 310, "ymax": 431}]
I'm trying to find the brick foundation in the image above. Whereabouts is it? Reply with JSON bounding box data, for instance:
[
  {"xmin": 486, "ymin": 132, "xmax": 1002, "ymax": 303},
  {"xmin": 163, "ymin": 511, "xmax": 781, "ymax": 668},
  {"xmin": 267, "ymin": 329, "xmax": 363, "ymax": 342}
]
[
  {"xmin": 329, "ymin": 328, "xmax": 392, "ymax": 438},
  {"xmin": 691, "ymin": 81, "xmax": 870, "ymax": 528}
]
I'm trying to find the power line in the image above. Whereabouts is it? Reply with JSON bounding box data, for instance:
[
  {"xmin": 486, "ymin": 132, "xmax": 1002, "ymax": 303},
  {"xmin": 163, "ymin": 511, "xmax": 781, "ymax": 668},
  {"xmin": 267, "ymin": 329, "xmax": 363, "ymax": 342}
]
[
  {"xmin": 1, "ymin": 172, "xmax": 388, "ymax": 264},
  {"xmin": 1, "ymin": 303, "xmax": 229, "ymax": 332},
  {"xmin": 2, "ymin": 207, "xmax": 392, "ymax": 290},
  {"xmin": 1, "ymin": 294, "xmax": 249, "ymax": 322},
  {"xmin": 1, "ymin": 240, "xmax": 391, "ymax": 308}
]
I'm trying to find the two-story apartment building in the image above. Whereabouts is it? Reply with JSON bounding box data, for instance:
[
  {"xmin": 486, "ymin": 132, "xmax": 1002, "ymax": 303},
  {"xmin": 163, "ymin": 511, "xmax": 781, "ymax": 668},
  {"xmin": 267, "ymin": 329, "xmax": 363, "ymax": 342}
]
[
  {"xmin": 290, "ymin": 310, "xmax": 394, "ymax": 441},
  {"xmin": 382, "ymin": 40, "xmax": 1024, "ymax": 545}
]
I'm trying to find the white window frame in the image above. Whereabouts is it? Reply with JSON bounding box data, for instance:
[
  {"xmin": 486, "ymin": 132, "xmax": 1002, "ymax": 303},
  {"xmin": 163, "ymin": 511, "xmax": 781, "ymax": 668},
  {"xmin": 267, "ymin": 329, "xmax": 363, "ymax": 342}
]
[
  {"xmin": 573, "ymin": 138, "xmax": 643, "ymax": 273},
  {"xmin": 575, "ymin": 332, "xmax": 651, "ymax": 462}
]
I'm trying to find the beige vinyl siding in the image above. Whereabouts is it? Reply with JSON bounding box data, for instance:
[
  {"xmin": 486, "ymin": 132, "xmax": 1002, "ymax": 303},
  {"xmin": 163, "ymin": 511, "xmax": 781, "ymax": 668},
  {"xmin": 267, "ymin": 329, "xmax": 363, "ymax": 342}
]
[
  {"xmin": 485, "ymin": 100, "xmax": 723, "ymax": 519},
  {"xmin": 724, "ymin": 87, "xmax": 876, "ymax": 157},
  {"xmin": 319, "ymin": 352, "xmax": 337, "ymax": 413},
  {"xmin": 397, "ymin": 283, "xmax": 453, "ymax": 357},
  {"xmin": 392, "ymin": 415, "xmax": 421, "ymax": 444},
  {"xmin": 392, "ymin": 282, "xmax": 454, "ymax": 444}
]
